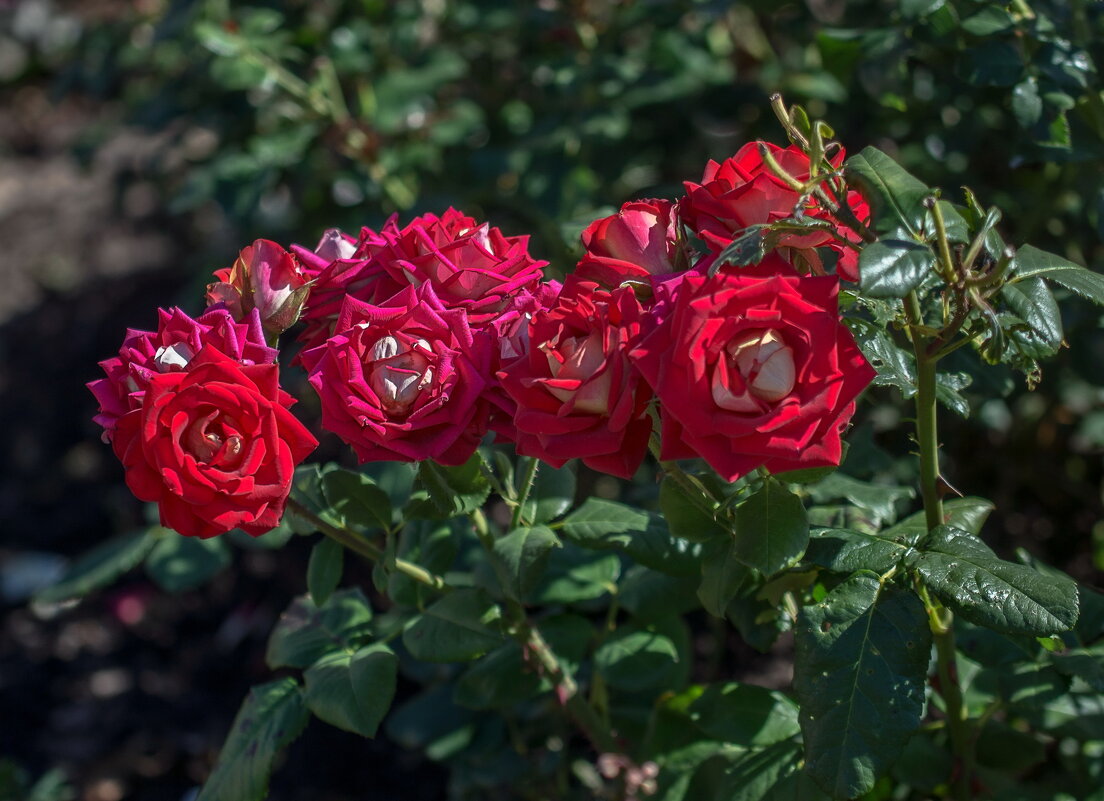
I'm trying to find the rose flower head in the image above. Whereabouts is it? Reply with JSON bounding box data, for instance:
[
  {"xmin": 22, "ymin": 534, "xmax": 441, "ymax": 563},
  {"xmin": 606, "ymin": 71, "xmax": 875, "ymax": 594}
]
[
  {"xmin": 679, "ymin": 142, "xmax": 869, "ymax": 281},
  {"xmin": 373, "ymin": 208, "xmax": 547, "ymax": 326},
  {"xmin": 497, "ymin": 277, "xmax": 653, "ymax": 479},
  {"xmin": 630, "ymin": 270, "xmax": 875, "ymax": 482},
  {"xmin": 111, "ymin": 346, "xmax": 317, "ymax": 538},
  {"xmin": 206, "ymin": 239, "xmax": 311, "ymax": 337},
  {"xmin": 89, "ymin": 306, "xmax": 276, "ymax": 442},
  {"xmin": 575, "ymin": 199, "xmax": 680, "ymax": 289},
  {"xmin": 300, "ymin": 284, "xmax": 495, "ymax": 465}
]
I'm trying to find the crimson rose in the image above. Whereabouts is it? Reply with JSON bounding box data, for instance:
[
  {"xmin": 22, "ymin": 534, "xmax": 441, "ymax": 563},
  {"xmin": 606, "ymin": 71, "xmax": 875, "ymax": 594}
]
[
  {"xmin": 630, "ymin": 270, "xmax": 875, "ymax": 481},
  {"xmin": 575, "ymin": 199, "xmax": 680, "ymax": 288},
  {"xmin": 497, "ymin": 277, "xmax": 652, "ymax": 479},
  {"xmin": 206, "ymin": 239, "xmax": 310, "ymax": 336},
  {"xmin": 111, "ymin": 346, "xmax": 317, "ymax": 538}
]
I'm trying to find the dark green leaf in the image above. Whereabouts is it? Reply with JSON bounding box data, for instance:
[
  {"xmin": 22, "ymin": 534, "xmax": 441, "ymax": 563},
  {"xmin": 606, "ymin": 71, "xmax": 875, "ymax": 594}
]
[
  {"xmin": 1000, "ymin": 276, "xmax": 1064, "ymax": 358},
  {"xmin": 196, "ymin": 678, "xmax": 309, "ymax": 801},
  {"xmin": 851, "ymin": 323, "xmax": 916, "ymax": 398},
  {"xmin": 520, "ymin": 463, "xmax": 575, "ymax": 524},
  {"xmin": 958, "ymin": 41, "xmax": 1023, "ymax": 87},
  {"xmin": 1012, "ymin": 77, "xmax": 1043, "ymax": 127},
  {"xmin": 806, "ymin": 473, "xmax": 914, "ymax": 528},
  {"xmin": 732, "ymin": 480, "xmax": 809, "ymax": 576},
  {"xmin": 685, "ymin": 739, "xmax": 804, "ymax": 801},
  {"xmin": 34, "ymin": 529, "xmax": 157, "ymax": 605},
  {"xmin": 794, "ymin": 573, "xmax": 931, "ymax": 798},
  {"xmin": 322, "ymin": 468, "xmax": 393, "ymax": 531},
  {"xmin": 1013, "ymin": 244, "xmax": 1104, "ymax": 306},
  {"xmin": 145, "ymin": 532, "xmax": 231, "ymax": 594},
  {"xmin": 594, "ymin": 626, "xmax": 680, "ymax": 692},
  {"xmin": 688, "ymin": 683, "xmax": 800, "ymax": 746},
  {"xmin": 859, "ymin": 239, "xmax": 935, "ymax": 298},
  {"xmin": 844, "ymin": 147, "xmax": 931, "ymax": 237},
  {"xmin": 531, "ymin": 544, "xmax": 620, "ymax": 604},
  {"xmin": 660, "ymin": 477, "xmax": 728, "ymax": 543},
  {"xmin": 960, "ymin": 7, "xmax": 1015, "ymax": 36},
  {"xmin": 712, "ymin": 225, "xmax": 767, "ymax": 273},
  {"xmin": 306, "ymin": 537, "xmax": 344, "ymax": 606},
  {"xmin": 388, "ymin": 519, "xmax": 458, "ymax": 607},
  {"xmin": 805, "ymin": 527, "xmax": 917, "ymax": 575},
  {"xmin": 935, "ymin": 371, "xmax": 972, "ymax": 417},
  {"xmin": 910, "ymin": 526, "xmax": 1079, "ymax": 635},
  {"xmin": 453, "ymin": 642, "xmax": 541, "ymax": 710},
  {"xmin": 619, "ymin": 566, "xmax": 702, "ymax": 622},
  {"xmin": 417, "ymin": 454, "xmax": 491, "ymax": 517},
  {"xmin": 900, "ymin": 0, "xmax": 945, "ymax": 21},
  {"xmin": 1050, "ymin": 644, "xmax": 1104, "ymax": 691},
  {"xmin": 402, "ymin": 588, "xmax": 503, "ymax": 662},
  {"xmin": 881, "ymin": 496, "xmax": 995, "ymax": 543},
  {"xmin": 698, "ymin": 537, "xmax": 755, "ymax": 618},
  {"xmin": 266, "ymin": 589, "xmax": 374, "ymax": 670},
  {"xmin": 359, "ymin": 462, "xmax": 418, "ymax": 511},
  {"xmin": 385, "ymin": 685, "xmax": 478, "ymax": 760},
  {"xmin": 303, "ymin": 644, "xmax": 397, "ymax": 738},
  {"xmin": 562, "ymin": 498, "xmax": 701, "ymax": 576},
  {"xmin": 492, "ymin": 525, "xmax": 561, "ymax": 600}
]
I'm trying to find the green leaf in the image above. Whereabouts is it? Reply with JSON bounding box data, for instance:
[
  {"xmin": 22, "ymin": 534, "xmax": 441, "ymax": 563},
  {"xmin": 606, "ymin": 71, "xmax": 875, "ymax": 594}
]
[
  {"xmin": 660, "ymin": 477, "xmax": 727, "ymax": 543},
  {"xmin": 960, "ymin": 6, "xmax": 1015, "ymax": 35},
  {"xmin": 531, "ymin": 544, "xmax": 620, "ymax": 604},
  {"xmin": 266, "ymin": 589, "xmax": 374, "ymax": 670},
  {"xmin": 196, "ymin": 678, "xmax": 309, "ymax": 801},
  {"xmin": 1012, "ymin": 77, "xmax": 1043, "ymax": 127},
  {"xmin": 698, "ymin": 537, "xmax": 755, "ymax": 617},
  {"xmin": 387, "ymin": 519, "xmax": 458, "ymax": 607},
  {"xmin": 417, "ymin": 454, "xmax": 491, "ymax": 517},
  {"xmin": 910, "ymin": 526, "xmax": 1079, "ymax": 635},
  {"xmin": 793, "ymin": 573, "xmax": 931, "ymax": 798},
  {"xmin": 1012, "ymin": 244, "xmax": 1104, "ymax": 306},
  {"xmin": 385, "ymin": 685, "xmax": 478, "ymax": 760},
  {"xmin": 562, "ymin": 498, "xmax": 701, "ymax": 576},
  {"xmin": 303, "ymin": 644, "xmax": 397, "ymax": 737},
  {"xmin": 144, "ymin": 532, "xmax": 231, "ymax": 594},
  {"xmin": 594, "ymin": 626, "xmax": 681, "ymax": 692},
  {"xmin": 322, "ymin": 468, "xmax": 393, "ymax": 531},
  {"xmin": 935, "ymin": 371, "xmax": 971, "ymax": 417},
  {"xmin": 194, "ymin": 21, "xmax": 243, "ymax": 57},
  {"xmin": 732, "ymin": 480, "xmax": 809, "ymax": 576},
  {"xmin": 619, "ymin": 566, "xmax": 702, "ymax": 622},
  {"xmin": 33, "ymin": 528, "xmax": 157, "ymax": 605},
  {"xmin": 851, "ymin": 322, "xmax": 916, "ymax": 398},
  {"xmin": 492, "ymin": 525, "xmax": 562, "ymax": 600},
  {"xmin": 880, "ymin": 496, "xmax": 995, "ymax": 543},
  {"xmin": 520, "ymin": 462, "xmax": 576, "ymax": 524},
  {"xmin": 958, "ymin": 41, "xmax": 1023, "ymax": 87},
  {"xmin": 859, "ymin": 240, "xmax": 936, "ymax": 298},
  {"xmin": 844, "ymin": 147, "xmax": 931, "ymax": 237},
  {"xmin": 687, "ymin": 684, "xmax": 800, "ymax": 746},
  {"xmin": 306, "ymin": 537, "xmax": 344, "ymax": 606},
  {"xmin": 712, "ymin": 225, "xmax": 767, "ymax": 272},
  {"xmin": 402, "ymin": 588, "xmax": 504, "ymax": 662},
  {"xmin": 1050, "ymin": 644, "xmax": 1104, "ymax": 691},
  {"xmin": 806, "ymin": 473, "xmax": 914, "ymax": 528},
  {"xmin": 684, "ymin": 739, "xmax": 804, "ymax": 801},
  {"xmin": 1000, "ymin": 276, "xmax": 1063, "ymax": 358},
  {"xmin": 805, "ymin": 527, "xmax": 917, "ymax": 575}
]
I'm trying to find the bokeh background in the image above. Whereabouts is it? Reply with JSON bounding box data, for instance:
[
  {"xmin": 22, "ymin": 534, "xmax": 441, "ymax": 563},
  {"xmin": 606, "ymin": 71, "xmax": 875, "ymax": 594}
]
[{"xmin": 2, "ymin": 0, "xmax": 1103, "ymax": 799}]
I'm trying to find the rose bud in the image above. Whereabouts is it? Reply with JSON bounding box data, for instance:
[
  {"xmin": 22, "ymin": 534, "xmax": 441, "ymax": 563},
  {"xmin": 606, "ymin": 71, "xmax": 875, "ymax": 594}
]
[
  {"xmin": 497, "ymin": 277, "xmax": 653, "ymax": 479},
  {"xmin": 111, "ymin": 346, "xmax": 317, "ymax": 538},
  {"xmin": 371, "ymin": 208, "xmax": 548, "ymax": 326},
  {"xmin": 299, "ymin": 284, "xmax": 495, "ymax": 466},
  {"xmin": 206, "ymin": 239, "xmax": 311, "ymax": 337},
  {"xmin": 575, "ymin": 199, "xmax": 681, "ymax": 289},
  {"xmin": 679, "ymin": 142, "xmax": 869, "ymax": 281},
  {"xmin": 630, "ymin": 270, "xmax": 876, "ymax": 481},
  {"xmin": 88, "ymin": 307, "xmax": 276, "ymax": 442}
]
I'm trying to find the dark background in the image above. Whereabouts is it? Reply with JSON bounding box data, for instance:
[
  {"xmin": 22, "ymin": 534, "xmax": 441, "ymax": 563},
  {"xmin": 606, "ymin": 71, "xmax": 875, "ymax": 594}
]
[{"xmin": 2, "ymin": 0, "xmax": 1103, "ymax": 799}]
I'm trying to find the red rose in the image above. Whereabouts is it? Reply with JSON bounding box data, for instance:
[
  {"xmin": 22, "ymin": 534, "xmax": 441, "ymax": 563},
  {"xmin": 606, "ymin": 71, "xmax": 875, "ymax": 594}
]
[
  {"xmin": 300, "ymin": 284, "xmax": 494, "ymax": 465},
  {"xmin": 497, "ymin": 277, "xmax": 653, "ymax": 479},
  {"xmin": 206, "ymin": 240, "xmax": 310, "ymax": 336},
  {"xmin": 371, "ymin": 208, "xmax": 547, "ymax": 325},
  {"xmin": 292, "ymin": 224, "xmax": 407, "ymax": 354},
  {"xmin": 111, "ymin": 346, "xmax": 317, "ymax": 538},
  {"xmin": 630, "ymin": 270, "xmax": 875, "ymax": 481},
  {"xmin": 88, "ymin": 307, "xmax": 277, "ymax": 443},
  {"xmin": 575, "ymin": 199, "xmax": 680, "ymax": 288},
  {"xmin": 679, "ymin": 142, "xmax": 868, "ymax": 281}
]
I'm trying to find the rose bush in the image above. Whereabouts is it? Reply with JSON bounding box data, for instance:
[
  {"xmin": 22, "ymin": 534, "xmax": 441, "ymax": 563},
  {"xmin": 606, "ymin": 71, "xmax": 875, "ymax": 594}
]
[
  {"xmin": 631, "ymin": 267, "xmax": 875, "ymax": 481},
  {"xmin": 110, "ymin": 346, "xmax": 317, "ymax": 538}
]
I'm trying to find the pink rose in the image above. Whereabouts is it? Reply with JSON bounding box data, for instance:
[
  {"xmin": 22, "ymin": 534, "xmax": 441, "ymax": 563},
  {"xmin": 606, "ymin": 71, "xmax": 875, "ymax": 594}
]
[
  {"xmin": 370, "ymin": 208, "xmax": 547, "ymax": 325},
  {"xmin": 497, "ymin": 277, "xmax": 653, "ymax": 479},
  {"xmin": 112, "ymin": 346, "xmax": 317, "ymax": 538},
  {"xmin": 206, "ymin": 240, "xmax": 310, "ymax": 336},
  {"xmin": 575, "ymin": 199, "xmax": 680, "ymax": 288},
  {"xmin": 679, "ymin": 143, "xmax": 868, "ymax": 281},
  {"xmin": 88, "ymin": 307, "xmax": 276, "ymax": 442},
  {"xmin": 300, "ymin": 284, "xmax": 494, "ymax": 465},
  {"xmin": 630, "ymin": 270, "xmax": 875, "ymax": 481}
]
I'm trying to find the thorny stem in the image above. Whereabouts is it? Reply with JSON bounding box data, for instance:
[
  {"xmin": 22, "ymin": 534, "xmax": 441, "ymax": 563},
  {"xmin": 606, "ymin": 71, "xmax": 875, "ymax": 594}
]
[
  {"xmin": 286, "ymin": 497, "xmax": 450, "ymax": 592},
  {"xmin": 512, "ymin": 456, "xmax": 541, "ymax": 529},
  {"xmin": 925, "ymin": 197, "xmax": 959, "ymax": 285}
]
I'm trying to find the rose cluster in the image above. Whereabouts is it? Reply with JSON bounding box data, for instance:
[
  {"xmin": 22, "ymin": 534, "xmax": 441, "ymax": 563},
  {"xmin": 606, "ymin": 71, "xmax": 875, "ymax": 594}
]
[{"xmin": 91, "ymin": 142, "xmax": 875, "ymax": 538}]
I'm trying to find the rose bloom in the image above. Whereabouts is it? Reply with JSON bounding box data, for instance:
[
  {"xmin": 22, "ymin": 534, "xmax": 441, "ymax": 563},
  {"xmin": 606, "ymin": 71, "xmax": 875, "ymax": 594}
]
[
  {"xmin": 89, "ymin": 307, "xmax": 277, "ymax": 442},
  {"xmin": 497, "ymin": 277, "xmax": 653, "ymax": 479},
  {"xmin": 291, "ymin": 225, "xmax": 407, "ymax": 354},
  {"xmin": 370, "ymin": 208, "xmax": 547, "ymax": 325},
  {"xmin": 300, "ymin": 284, "xmax": 494, "ymax": 465},
  {"xmin": 630, "ymin": 269, "xmax": 875, "ymax": 481},
  {"xmin": 679, "ymin": 142, "xmax": 869, "ymax": 281},
  {"xmin": 206, "ymin": 239, "xmax": 310, "ymax": 336},
  {"xmin": 111, "ymin": 346, "xmax": 317, "ymax": 538},
  {"xmin": 574, "ymin": 199, "xmax": 680, "ymax": 289}
]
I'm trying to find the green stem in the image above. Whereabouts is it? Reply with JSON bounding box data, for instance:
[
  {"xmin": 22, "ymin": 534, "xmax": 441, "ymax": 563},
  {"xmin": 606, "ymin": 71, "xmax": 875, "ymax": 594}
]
[
  {"xmin": 925, "ymin": 197, "xmax": 959, "ymax": 286},
  {"xmin": 511, "ymin": 457, "xmax": 540, "ymax": 529},
  {"xmin": 286, "ymin": 497, "xmax": 449, "ymax": 592}
]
